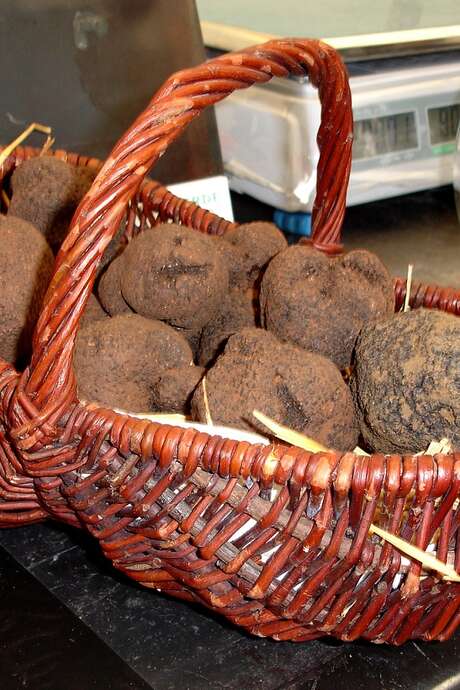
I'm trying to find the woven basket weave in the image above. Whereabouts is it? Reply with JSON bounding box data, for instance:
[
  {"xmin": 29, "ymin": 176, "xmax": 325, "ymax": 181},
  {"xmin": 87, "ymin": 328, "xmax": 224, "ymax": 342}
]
[{"xmin": 1, "ymin": 38, "xmax": 460, "ymax": 645}]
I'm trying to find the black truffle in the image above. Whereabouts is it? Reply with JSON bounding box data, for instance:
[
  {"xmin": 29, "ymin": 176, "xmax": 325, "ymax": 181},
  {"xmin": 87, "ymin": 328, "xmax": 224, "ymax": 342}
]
[
  {"xmin": 151, "ymin": 365, "xmax": 205, "ymax": 414},
  {"xmin": 74, "ymin": 314, "xmax": 193, "ymax": 411},
  {"xmin": 210, "ymin": 236, "xmax": 247, "ymax": 289},
  {"xmin": 198, "ymin": 289, "xmax": 258, "ymax": 366},
  {"xmin": 80, "ymin": 294, "xmax": 110, "ymax": 329},
  {"xmin": 171, "ymin": 325, "xmax": 202, "ymax": 360},
  {"xmin": 9, "ymin": 156, "xmax": 96, "ymax": 253},
  {"xmin": 352, "ymin": 308, "xmax": 460, "ymax": 454},
  {"xmin": 260, "ymin": 246, "xmax": 394, "ymax": 368},
  {"xmin": 192, "ymin": 328, "xmax": 358, "ymax": 451},
  {"xmin": 98, "ymin": 256, "xmax": 133, "ymax": 316},
  {"xmin": 0, "ymin": 215, "xmax": 54, "ymax": 365},
  {"xmin": 121, "ymin": 223, "xmax": 229, "ymax": 330},
  {"xmin": 222, "ymin": 221, "xmax": 287, "ymax": 289}
]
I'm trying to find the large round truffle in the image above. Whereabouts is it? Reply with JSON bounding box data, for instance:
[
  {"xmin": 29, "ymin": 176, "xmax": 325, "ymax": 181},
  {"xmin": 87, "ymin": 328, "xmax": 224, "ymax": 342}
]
[
  {"xmin": 222, "ymin": 221, "xmax": 287, "ymax": 289},
  {"xmin": 9, "ymin": 156, "xmax": 96, "ymax": 253},
  {"xmin": 74, "ymin": 314, "xmax": 193, "ymax": 411},
  {"xmin": 192, "ymin": 328, "xmax": 358, "ymax": 450},
  {"xmin": 121, "ymin": 224, "xmax": 229, "ymax": 330},
  {"xmin": 98, "ymin": 256, "xmax": 133, "ymax": 316},
  {"xmin": 151, "ymin": 365, "xmax": 204, "ymax": 414},
  {"xmin": 198, "ymin": 289, "xmax": 258, "ymax": 366},
  {"xmin": 0, "ymin": 215, "xmax": 54, "ymax": 365},
  {"xmin": 352, "ymin": 308, "xmax": 460, "ymax": 454},
  {"xmin": 260, "ymin": 246, "xmax": 394, "ymax": 368}
]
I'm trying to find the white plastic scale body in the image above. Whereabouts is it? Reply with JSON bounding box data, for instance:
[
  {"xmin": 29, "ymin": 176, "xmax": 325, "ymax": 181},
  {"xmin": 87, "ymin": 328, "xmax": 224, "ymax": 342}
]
[{"xmin": 214, "ymin": 52, "xmax": 460, "ymax": 218}]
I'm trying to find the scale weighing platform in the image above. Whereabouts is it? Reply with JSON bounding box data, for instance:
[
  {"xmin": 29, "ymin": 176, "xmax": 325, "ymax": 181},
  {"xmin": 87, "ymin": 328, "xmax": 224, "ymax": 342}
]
[{"xmin": 197, "ymin": 2, "xmax": 460, "ymax": 235}]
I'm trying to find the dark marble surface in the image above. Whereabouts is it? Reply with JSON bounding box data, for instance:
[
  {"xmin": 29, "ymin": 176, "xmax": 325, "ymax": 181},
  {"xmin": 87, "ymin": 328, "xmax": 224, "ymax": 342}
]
[
  {"xmin": 1, "ymin": 521, "xmax": 460, "ymax": 690},
  {"xmin": 0, "ymin": 545, "xmax": 149, "ymax": 690}
]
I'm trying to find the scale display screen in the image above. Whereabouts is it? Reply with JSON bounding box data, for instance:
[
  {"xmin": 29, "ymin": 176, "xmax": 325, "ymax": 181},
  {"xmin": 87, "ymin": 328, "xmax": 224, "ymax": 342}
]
[
  {"xmin": 353, "ymin": 112, "xmax": 418, "ymax": 160},
  {"xmin": 428, "ymin": 103, "xmax": 460, "ymax": 145}
]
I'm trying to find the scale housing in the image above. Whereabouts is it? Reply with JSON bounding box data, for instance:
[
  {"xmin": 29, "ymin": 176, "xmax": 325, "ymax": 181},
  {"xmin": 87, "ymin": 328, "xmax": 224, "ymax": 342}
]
[{"xmin": 214, "ymin": 52, "xmax": 460, "ymax": 213}]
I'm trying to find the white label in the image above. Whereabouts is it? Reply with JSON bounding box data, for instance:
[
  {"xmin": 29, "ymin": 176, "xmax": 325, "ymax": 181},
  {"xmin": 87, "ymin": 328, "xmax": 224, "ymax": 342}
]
[{"xmin": 167, "ymin": 175, "xmax": 234, "ymax": 222}]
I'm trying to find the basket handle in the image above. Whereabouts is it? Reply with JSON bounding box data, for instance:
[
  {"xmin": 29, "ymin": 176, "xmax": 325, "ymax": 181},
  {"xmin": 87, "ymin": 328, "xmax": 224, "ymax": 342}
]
[{"xmin": 21, "ymin": 38, "xmax": 353, "ymax": 425}]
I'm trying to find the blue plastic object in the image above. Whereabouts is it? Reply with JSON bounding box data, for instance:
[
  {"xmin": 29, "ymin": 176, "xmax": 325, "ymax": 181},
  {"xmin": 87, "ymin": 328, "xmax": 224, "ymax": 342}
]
[{"xmin": 273, "ymin": 209, "xmax": 312, "ymax": 237}]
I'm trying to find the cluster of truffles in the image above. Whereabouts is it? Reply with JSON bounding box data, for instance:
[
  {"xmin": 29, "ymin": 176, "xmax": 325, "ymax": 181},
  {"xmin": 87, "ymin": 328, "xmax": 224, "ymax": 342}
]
[
  {"xmin": 76, "ymin": 220, "xmax": 460, "ymax": 453},
  {"xmin": 2, "ymin": 154, "xmax": 458, "ymax": 455}
]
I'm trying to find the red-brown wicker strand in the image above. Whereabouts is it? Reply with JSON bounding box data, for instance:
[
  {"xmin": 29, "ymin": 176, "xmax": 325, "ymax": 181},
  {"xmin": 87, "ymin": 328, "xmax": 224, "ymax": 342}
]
[{"xmin": 0, "ymin": 39, "xmax": 459, "ymax": 644}]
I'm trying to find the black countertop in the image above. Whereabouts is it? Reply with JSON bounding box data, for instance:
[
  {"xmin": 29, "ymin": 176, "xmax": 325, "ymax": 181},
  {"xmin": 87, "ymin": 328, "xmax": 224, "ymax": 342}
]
[
  {"xmin": 2, "ymin": 521, "xmax": 460, "ymax": 690},
  {"xmin": 1, "ymin": 187, "xmax": 460, "ymax": 690}
]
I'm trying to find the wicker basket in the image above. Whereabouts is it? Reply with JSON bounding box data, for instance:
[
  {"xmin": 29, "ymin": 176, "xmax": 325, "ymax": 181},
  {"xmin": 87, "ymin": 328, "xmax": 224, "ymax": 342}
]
[{"xmin": 1, "ymin": 38, "xmax": 460, "ymax": 645}]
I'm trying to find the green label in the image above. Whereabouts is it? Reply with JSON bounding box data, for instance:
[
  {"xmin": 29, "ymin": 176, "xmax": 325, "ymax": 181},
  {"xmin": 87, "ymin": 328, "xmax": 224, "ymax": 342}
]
[{"xmin": 431, "ymin": 142, "xmax": 456, "ymax": 156}]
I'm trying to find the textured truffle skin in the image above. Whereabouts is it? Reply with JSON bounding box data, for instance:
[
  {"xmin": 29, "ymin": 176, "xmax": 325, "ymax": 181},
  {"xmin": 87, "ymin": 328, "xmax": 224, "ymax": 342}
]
[
  {"xmin": 222, "ymin": 222, "xmax": 287, "ymax": 289},
  {"xmin": 121, "ymin": 224, "xmax": 229, "ymax": 330},
  {"xmin": 80, "ymin": 294, "xmax": 110, "ymax": 329},
  {"xmin": 171, "ymin": 325, "xmax": 202, "ymax": 359},
  {"xmin": 74, "ymin": 314, "xmax": 193, "ymax": 411},
  {"xmin": 0, "ymin": 215, "xmax": 54, "ymax": 364},
  {"xmin": 9, "ymin": 156, "xmax": 96, "ymax": 253},
  {"xmin": 210, "ymin": 236, "xmax": 247, "ymax": 289},
  {"xmin": 352, "ymin": 309, "xmax": 460, "ymax": 454},
  {"xmin": 98, "ymin": 256, "xmax": 133, "ymax": 316},
  {"xmin": 192, "ymin": 328, "xmax": 358, "ymax": 451},
  {"xmin": 198, "ymin": 289, "xmax": 258, "ymax": 366},
  {"xmin": 151, "ymin": 365, "xmax": 205, "ymax": 414},
  {"xmin": 260, "ymin": 246, "xmax": 394, "ymax": 368}
]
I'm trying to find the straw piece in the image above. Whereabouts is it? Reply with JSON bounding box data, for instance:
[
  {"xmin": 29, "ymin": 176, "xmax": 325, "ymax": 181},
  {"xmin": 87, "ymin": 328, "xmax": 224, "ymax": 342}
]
[
  {"xmin": 403, "ymin": 263, "xmax": 413, "ymax": 312},
  {"xmin": 0, "ymin": 122, "xmax": 52, "ymax": 169},
  {"xmin": 252, "ymin": 409, "xmax": 372, "ymax": 456},
  {"xmin": 131, "ymin": 412, "xmax": 188, "ymax": 423},
  {"xmin": 252, "ymin": 409, "xmax": 329, "ymax": 453},
  {"xmin": 39, "ymin": 135, "xmax": 56, "ymax": 156},
  {"xmin": 369, "ymin": 523, "xmax": 460, "ymax": 582},
  {"xmin": 202, "ymin": 377, "xmax": 213, "ymax": 426},
  {"xmin": 107, "ymin": 406, "xmax": 188, "ymax": 424},
  {"xmin": 423, "ymin": 438, "xmax": 452, "ymax": 455}
]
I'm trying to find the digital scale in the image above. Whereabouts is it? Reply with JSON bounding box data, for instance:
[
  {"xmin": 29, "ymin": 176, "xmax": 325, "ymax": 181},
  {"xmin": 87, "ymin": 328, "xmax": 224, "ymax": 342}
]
[{"xmin": 197, "ymin": 4, "xmax": 460, "ymax": 234}]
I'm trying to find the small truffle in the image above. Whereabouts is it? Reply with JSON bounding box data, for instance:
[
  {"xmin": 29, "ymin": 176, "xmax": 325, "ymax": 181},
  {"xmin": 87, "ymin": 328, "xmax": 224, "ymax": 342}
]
[
  {"xmin": 260, "ymin": 246, "xmax": 394, "ymax": 368},
  {"xmin": 98, "ymin": 256, "xmax": 133, "ymax": 316},
  {"xmin": 210, "ymin": 236, "xmax": 247, "ymax": 289},
  {"xmin": 352, "ymin": 309, "xmax": 460, "ymax": 454},
  {"xmin": 198, "ymin": 289, "xmax": 258, "ymax": 366},
  {"xmin": 192, "ymin": 328, "xmax": 358, "ymax": 451},
  {"xmin": 80, "ymin": 294, "xmax": 110, "ymax": 329},
  {"xmin": 151, "ymin": 365, "xmax": 205, "ymax": 414},
  {"xmin": 222, "ymin": 221, "xmax": 287, "ymax": 289},
  {"xmin": 121, "ymin": 224, "xmax": 229, "ymax": 330},
  {"xmin": 74, "ymin": 314, "xmax": 193, "ymax": 411},
  {"xmin": 9, "ymin": 156, "xmax": 96, "ymax": 253},
  {"xmin": 0, "ymin": 215, "xmax": 54, "ymax": 364},
  {"xmin": 171, "ymin": 326, "xmax": 202, "ymax": 359},
  {"xmin": 97, "ymin": 220, "xmax": 126, "ymax": 277}
]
